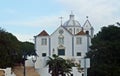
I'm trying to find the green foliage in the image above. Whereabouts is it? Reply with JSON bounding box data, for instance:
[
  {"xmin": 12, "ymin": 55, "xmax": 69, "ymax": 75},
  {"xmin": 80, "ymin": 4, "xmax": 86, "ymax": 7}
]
[
  {"xmin": 0, "ymin": 27, "xmax": 35, "ymax": 68},
  {"xmin": 46, "ymin": 54, "xmax": 74, "ymax": 76},
  {"xmin": 19, "ymin": 41, "xmax": 34, "ymax": 56},
  {"xmin": 87, "ymin": 25, "xmax": 120, "ymax": 76},
  {"xmin": 0, "ymin": 28, "xmax": 19, "ymax": 68}
]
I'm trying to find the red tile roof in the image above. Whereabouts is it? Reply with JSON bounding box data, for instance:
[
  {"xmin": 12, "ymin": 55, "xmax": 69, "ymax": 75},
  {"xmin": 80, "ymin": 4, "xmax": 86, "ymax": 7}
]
[
  {"xmin": 38, "ymin": 30, "xmax": 49, "ymax": 36},
  {"xmin": 76, "ymin": 30, "xmax": 86, "ymax": 35}
]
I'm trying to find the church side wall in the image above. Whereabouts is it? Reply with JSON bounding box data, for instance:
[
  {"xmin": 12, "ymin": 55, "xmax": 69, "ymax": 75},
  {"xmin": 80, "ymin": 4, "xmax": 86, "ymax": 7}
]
[
  {"xmin": 50, "ymin": 27, "xmax": 73, "ymax": 57},
  {"xmin": 50, "ymin": 33, "xmax": 59, "ymax": 55},
  {"xmin": 74, "ymin": 35, "xmax": 88, "ymax": 58},
  {"xmin": 63, "ymin": 30, "xmax": 73, "ymax": 57},
  {"xmin": 35, "ymin": 36, "xmax": 49, "ymax": 68}
]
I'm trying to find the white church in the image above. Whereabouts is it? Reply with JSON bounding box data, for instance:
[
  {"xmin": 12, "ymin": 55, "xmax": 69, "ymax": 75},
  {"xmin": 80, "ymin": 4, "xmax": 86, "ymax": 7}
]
[{"xmin": 34, "ymin": 13, "xmax": 94, "ymax": 76}]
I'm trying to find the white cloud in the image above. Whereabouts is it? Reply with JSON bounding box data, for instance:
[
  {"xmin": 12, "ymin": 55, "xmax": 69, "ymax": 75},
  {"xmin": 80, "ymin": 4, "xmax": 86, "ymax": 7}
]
[
  {"xmin": 14, "ymin": 33, "xmax": 34, "ymax": 43},
  {"xmin": 2, "ymin": 0, "xmax": 120, "ymax": 42},
  {"xmin": 1, "ymin": 12, "xmax": 70, "ymax": 42},
  {"xmin": 9, "ymin": 13, "xmax": 67, "ymax": 42}
]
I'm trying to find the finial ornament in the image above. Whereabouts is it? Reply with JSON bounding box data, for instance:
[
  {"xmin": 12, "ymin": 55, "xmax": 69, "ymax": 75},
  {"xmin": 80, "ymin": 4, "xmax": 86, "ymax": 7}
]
[
  {"xmin": 59, "ymin": 16, "xmax": 63, "ymax": 26},
  {"xmin": 71, "ymin": 10, "xmax": 73, "ymax": 15},
  {"xmin": 86, "ymin": 16, "xmax": 89, "ymax": 19},
  {"xmin": 82, "ymin": 27, "xmax": 84, "ymax": 31}
]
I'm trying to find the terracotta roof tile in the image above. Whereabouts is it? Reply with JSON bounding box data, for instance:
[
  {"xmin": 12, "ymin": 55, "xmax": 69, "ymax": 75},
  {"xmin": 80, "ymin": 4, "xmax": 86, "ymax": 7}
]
[
  {"xmin": 76, "ymin": 30, "xmax": 86, "ymax": 35},
  {"xmin": 38, "ymin": 30, "xmax": 49, "ymax": 36}
]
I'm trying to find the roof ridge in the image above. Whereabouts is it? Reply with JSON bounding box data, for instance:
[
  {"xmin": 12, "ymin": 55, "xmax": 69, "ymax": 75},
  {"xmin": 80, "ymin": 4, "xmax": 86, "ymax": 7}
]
[
  {"xmin": 76, "ymin": 30, "xmax": 86, "ymax": 35},
  {"xmin": 38, "ymin": 30, "xmax": 49, "ymax": 36}
]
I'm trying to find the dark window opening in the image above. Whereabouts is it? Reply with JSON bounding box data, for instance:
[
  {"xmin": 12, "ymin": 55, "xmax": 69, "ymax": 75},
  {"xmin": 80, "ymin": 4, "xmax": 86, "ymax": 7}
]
[
  {"xmin": 86, "ymin": 31, "xmax": 89, "ymax": 35},
  {"xmin": 82, "ymin": 73, "xmax": 84, "ymax": 76},
  {"xmin": 41, "ymin": 38, "xmax": 47, "ymax": 45},
  {"xmin": 71, "ymin": 74, "xmax": 73, "ymax": 76},
  {"xmin": 58, "ymin": 49, "xmax": 65, "ymax": 55},
  {"xmin": 77, "ymin": 52, "xmax": 81, "ymax": 56},
  {"xmin": 42, "ymin": 53, "xmax": 46, "ymax": 57}
]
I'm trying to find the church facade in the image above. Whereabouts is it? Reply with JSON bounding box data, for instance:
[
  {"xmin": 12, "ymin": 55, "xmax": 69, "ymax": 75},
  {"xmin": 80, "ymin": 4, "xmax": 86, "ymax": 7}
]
[{"xmin": 34, "ymin": 13, "xmax": 94, "ymax": 76}]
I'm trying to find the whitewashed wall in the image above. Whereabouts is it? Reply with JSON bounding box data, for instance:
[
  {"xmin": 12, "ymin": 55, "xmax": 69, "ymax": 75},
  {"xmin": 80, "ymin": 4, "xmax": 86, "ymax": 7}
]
[
  {"xmin": 36, "ymin": 67, "xmax": 50, "ymax": 76},
  {"xmin": 34, "ymin": 24, "xmax": 92, "ymax": 76},
  {"xmin": 50, "ymin": 26, "xmax": 73, "ymax": 56},
  {"xmin": 0, "ymin": 68, "xmax": 16, "ymax": 76},
  {"xmin": 36, "ymin": 36, "xmax": 49, "ymax": 58},
  {"xmin": 25, "ymin": 58, "xmax": 34, "ymax": 67},
  {"xmin": 35, "ymin": 36, "xmax": 49, "ymax": 68},
  {"xmin": 72, "ymin": 67, "xmax": 82, "ymax": 76},
  {"xmin": 74, "ymin": 35, "xmax": 88, "ymax": 58}
]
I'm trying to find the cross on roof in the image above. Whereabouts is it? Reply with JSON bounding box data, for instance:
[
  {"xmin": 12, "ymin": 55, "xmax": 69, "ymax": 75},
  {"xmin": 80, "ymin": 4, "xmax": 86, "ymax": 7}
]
[
  {"xmin": 86, "ymin": 16, "xmax": 89, "ymax": 19},
  {"xmin": 59, "ymin": 16, "xmax": 63, "ymax": 26}
]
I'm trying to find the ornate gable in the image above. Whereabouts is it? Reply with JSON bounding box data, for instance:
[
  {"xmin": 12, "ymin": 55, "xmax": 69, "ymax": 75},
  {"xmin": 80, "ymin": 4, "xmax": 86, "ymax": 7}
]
[{"xmin": 83, "ymin": 16, "xmax": 92, "ymax": 30}]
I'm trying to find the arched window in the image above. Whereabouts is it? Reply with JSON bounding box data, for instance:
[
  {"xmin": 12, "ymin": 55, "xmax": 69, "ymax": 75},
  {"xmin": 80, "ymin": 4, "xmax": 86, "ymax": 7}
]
[
  {"xmin": 69, "ymin": 28, "xmax": 72, "ymax": 33},
  {"xmin": 86, "ymin": 31, "xmax": 89, "ymax": 35},
  {"xmin": 41, "ymin": 38, "xmax": 47, "ymax": 45},
  {"xmin": 58, "ymin": 35, "xmax": 64, "ymax": 44},
  {"xmin": 76, "ymin": 29, "xmax": 79, "ymax": 33},
  {"xmin": 76, "ymin": 37, "xmax": 82, "ymax": 44},
  {"xmin": 58, "ymin": 49, "xmax": 65, "ymax": 55}
]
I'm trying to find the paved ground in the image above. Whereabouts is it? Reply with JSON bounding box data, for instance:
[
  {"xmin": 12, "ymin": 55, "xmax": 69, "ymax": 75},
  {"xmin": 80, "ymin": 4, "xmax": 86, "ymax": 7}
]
[
  {"xmin": 13, "ymin": 66, "xmax": 40, "ymax": 76},
  {"xmin": 0, "ymin": 70, "xmax": 5, "ymax": 76}
]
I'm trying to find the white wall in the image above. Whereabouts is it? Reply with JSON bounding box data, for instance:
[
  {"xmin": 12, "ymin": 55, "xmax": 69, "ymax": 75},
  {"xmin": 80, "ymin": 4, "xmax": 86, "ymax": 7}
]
[
  {"xmin": 50, "ymin": 26, "xmax": 73, "ymax": 56},
  {"xmin": 36, "ymin": 36, "xmax": 49, "ymax": 58},
  {"xmin": 74, "ymin": 35, "xmax": 88, "ymax": 58},
  {"xmin": 36, "ymin": 67, "xmax": 50, "ymax": 76},
  {"xmin": 35, "ymin": 36, "xmax": 50, "ymax": 68},
  {"xmin": 34, "ymin": 25, "xmax": 92, "ymax": 76},
  {"xmin": 25, "ymin": 59, "xmax": 34, "ymax": 67},
  {"xmin": 0, "ymin": 68, "xmax": 16, "ymax": 76},
  {"xmin": 72, "ymin": 67, "xmax": 82, "ymax": 76}
]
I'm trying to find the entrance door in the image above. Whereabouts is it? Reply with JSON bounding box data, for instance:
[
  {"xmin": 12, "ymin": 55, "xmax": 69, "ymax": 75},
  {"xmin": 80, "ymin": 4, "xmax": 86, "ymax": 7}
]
[{"xmin": 58, "ymin": 49, "xmax": 65, "ymax": 56}]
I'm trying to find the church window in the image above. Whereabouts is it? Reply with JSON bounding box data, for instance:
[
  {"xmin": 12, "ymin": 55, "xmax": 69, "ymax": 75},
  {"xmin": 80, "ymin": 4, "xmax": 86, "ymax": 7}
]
[
  {"xmin": 77, "ymin": 52, "xmax": 81, "ymax": 56},
  {"xmin": 76, "ymin": 29, "xmax": 79, "ymax": 33},
  {"xmin": 42, "ymin": 53, "xmax": 46, "ymax": 57},
  {"xmin": 58, "ymin": 49, "xmax": 65, "ymax": 55},
  {"xmin": 76, "ymin": 37, "xmax": 82, "ymax": 44},
  {"xmin": 41, "ymin": 38, "xmax": 47, "ymax": 45},
  {"xmin": 59, "ymin": 29, "xmax": 64, "ymax": 34},
  {"xmin": 58, "ymin": 36, "xmax": 64, "ymax": 44},
  {"xmin": 86, "ymin": 31, "xmax": 89, "ymax": 35},
  {"xmin": 69, "ymin": 28, "xmax": 72, "ymax": 33},
  {"xmin": 71, "ymin": 74, "xmax": 73, "ymax": 76}
]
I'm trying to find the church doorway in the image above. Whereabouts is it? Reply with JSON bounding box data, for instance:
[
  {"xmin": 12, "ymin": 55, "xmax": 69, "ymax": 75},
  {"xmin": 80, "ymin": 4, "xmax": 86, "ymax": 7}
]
[{"xmin": 58, "ymin": 49, "xmax": 65, "ymax": 56}]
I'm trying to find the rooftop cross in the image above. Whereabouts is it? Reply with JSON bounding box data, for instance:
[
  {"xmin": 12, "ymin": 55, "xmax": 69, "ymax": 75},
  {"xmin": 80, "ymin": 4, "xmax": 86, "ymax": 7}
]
[
  {"xmin": 86, "ymin": 16, "xmax": 89, "ymax": 19},
  {"xmin": 59, "ymin": 16, "xmax": 63, "ymax": 26},
  {"xmin": 71, "ymin": 11, "xmax": 73, "ymax": 15}
]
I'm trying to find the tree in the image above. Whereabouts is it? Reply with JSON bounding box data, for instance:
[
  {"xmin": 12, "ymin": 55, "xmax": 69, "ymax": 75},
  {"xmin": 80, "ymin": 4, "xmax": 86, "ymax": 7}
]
[
  {"xmin": 87, "ymin": 25, "xmax": 120, "ymax": 76},
  {"xmin": 19, "ymin": 41, "xmax": 35, "ymax": 56},
  {"xmin": 46, "ymin": 54, "xmax": 74, "ymax": 76},
  {"xmin": 18, "ymin": 41, "xmax": 35, "ymax": 65},
  {"xmin": 0, "ymin": 27, "xmax": 35, "ymax": 68},
  {"xmin": 0, "ymin": 27, "xmax": 19, "ymax": 68}
]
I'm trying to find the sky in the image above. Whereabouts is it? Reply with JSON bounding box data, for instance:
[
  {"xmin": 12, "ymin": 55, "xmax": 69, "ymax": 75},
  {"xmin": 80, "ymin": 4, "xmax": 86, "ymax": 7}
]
[{"xmin": 0, "ymin": 0, "xmax": 120, "ymax": 42}]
